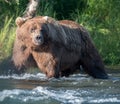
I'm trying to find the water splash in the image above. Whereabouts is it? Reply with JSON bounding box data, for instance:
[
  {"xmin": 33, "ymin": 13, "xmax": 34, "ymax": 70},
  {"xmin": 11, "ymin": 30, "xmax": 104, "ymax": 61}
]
[
  {"xmin": 0, "ymin": 73, "xmax": 120, "ymax": 104},
  {"xmin": 0, "ymin": 73, "xmax": 46, "ymax": 80},
  {"xmin": 0, "ymin": 86, "xmax": 84, "ymax": 104},
  {"xmin": 90, "ymin": 98, "xmax": 120, "ymax": 103},
  {"xmin": 0, "ymin": 85, "xmax": 120, "ymax": 104}
]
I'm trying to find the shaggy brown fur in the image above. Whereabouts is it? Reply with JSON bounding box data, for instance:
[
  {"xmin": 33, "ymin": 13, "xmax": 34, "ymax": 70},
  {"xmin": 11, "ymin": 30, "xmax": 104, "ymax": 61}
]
[
  {"xmin": 12, "ymin": 16, "xmax": 108, "ymax": 79},
  {"xmin": 12, "ymin": 38, "xmax": 37, "ymax": 69}
]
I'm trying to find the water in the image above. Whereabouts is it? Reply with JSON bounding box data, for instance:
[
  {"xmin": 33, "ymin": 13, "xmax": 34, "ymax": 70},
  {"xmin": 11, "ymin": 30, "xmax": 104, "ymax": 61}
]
[{"xmin": 0, "ymin": 72, "xmax": 120, "ymax": 104}]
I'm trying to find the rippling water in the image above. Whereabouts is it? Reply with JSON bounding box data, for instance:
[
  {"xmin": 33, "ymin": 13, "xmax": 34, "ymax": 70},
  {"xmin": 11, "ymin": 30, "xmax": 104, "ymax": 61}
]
[{"xmin": 0, "ymin": 72, "xmax": 120, "ymax": 104}]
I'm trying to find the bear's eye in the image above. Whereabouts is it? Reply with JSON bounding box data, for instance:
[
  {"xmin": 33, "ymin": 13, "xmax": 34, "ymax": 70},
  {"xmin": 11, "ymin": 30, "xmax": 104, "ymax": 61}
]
[
  {"xmin": 40, "ymin": 29, "xmax": 46, "ymax": 34},
  {"xmin": 40, "ymin": 29, "xmax": 44, "ymax": 33},
  {"xmin": 30, "ymin": 26, "xmax": 37, "ymax": 33},
  {"xmin": 30, "ymin": 28, "xmax": 35, "ymax": 33}
]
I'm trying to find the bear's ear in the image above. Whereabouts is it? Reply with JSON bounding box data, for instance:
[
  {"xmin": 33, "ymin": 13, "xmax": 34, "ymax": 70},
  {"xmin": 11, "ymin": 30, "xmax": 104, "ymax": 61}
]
[
  {"xmin": 15, "ymin": 17, "xmax": 26, "ymax": 27},
  {"xmin": 42, "ymin": 16, "xmax": 58, "ymax": 25}
]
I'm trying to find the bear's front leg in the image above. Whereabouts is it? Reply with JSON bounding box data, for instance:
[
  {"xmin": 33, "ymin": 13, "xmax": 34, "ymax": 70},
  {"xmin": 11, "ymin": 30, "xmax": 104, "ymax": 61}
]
[
  {"xmin": 32, "ymin": 51, "xmax": 60, "ymax": 78},
  {"xmin": 44, "ymin": 57, "xmax": 60, "ymax": 78}
]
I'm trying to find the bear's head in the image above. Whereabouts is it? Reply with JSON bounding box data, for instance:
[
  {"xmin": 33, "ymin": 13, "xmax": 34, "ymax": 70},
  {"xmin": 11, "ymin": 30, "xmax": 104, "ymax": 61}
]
[
  {"xmin": 15, "ymin": 17, "xmax": 49, "ymax": 48},
  {"xmin": 15, "ymin": 16, "xmax": 67, "ymax": 50}
]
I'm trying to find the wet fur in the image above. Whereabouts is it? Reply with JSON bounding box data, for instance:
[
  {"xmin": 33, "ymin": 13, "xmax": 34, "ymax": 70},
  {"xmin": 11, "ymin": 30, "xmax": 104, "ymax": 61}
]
[{"xmin": 12, "ymin": 16, "xmax": 108, "ymax": 79}]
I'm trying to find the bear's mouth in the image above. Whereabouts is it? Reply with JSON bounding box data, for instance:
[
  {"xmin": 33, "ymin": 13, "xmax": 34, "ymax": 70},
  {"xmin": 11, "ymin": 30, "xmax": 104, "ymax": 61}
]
[
  {"xmin": 35, "ymin": 40, "xmax": 41, "ymax": 45},
  {"xmin": 32, "ymin": 37, "xmax": 44, "ymax": 46}
]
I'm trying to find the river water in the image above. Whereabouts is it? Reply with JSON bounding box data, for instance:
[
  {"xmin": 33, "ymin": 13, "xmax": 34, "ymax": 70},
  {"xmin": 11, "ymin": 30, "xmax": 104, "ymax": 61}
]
[{"xmin": 0, "ymin": 72, "xmax": 120, "ymax": 104}]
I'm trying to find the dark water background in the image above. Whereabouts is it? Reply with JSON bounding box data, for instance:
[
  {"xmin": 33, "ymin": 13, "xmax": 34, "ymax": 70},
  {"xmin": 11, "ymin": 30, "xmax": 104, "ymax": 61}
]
[{"xmin": 0, "ymin": 71, "xmax": 120, "ymax": 104}]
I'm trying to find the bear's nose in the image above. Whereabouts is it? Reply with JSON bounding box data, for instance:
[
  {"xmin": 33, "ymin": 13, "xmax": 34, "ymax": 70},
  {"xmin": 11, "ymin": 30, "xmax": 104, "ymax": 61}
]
[{"xmin": 36, "ymin": 35, "xmax": 42, "ymax": 40}]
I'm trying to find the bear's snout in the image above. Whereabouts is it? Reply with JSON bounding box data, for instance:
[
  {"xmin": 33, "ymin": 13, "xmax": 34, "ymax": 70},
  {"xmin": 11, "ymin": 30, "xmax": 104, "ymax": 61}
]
[
  {"xmin": 35, "ymin": 35, "xmax": 42, "ymax": 41},
  {"xmin": 33, "ymin": 34, "xmax": 44, "ymax": 45}
]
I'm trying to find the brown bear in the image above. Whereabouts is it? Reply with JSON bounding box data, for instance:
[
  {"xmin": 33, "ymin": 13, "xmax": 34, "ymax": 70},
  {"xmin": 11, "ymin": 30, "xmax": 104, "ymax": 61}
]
[{"xmin": 12, "ymin": 16, "xmax": 108, "ymax": 79}]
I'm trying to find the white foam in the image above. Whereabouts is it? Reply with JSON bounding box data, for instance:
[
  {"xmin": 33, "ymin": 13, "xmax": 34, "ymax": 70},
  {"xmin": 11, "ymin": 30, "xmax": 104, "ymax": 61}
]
[
  {"xmin": 0, "ymin": 89, "xmax": 23, "ymax": 101},
  {"xmin": 0, "ymin": 73, "xmax": 89, "ymax": 82},
  {"xmin": 33, "ymin": 86, "xmax": 84, "ymax": 104},
  {"xmin": 0, "ymin": 88, "xmax": 47, "ymax": 102},
  {"xmin": 0, "ymin": 86, "xmax": 84, "ymax": 104},
  {"xmin": 0, "ymin": 86, "xmax": 120, "ymax": 104},
  {"xmin": 0, "ymin": 73, "xmax": 46, "ymax": 80},
  {"xmin": 90, "ymin": 98, "xmax": 120, "ymax": 103}
]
